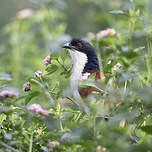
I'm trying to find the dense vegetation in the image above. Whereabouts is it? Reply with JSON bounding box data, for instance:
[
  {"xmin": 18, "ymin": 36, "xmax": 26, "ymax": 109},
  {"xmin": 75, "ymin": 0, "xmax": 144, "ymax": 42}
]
[{"xmin": 0, "ymin": 0, "xmax": 152, "ymax": 151}]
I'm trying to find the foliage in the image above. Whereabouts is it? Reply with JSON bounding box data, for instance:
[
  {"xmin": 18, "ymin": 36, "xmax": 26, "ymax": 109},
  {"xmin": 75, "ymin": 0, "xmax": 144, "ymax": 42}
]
[{"xmin": 1, "ymin": 0, "xmax": 152, "ymax": 151}]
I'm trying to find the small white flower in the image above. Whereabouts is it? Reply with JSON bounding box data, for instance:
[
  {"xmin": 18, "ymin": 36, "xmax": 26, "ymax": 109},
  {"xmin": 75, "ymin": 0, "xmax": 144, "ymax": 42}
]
[
  {"xmin": 34, "ymin": 70, "xmax": 42, "ymax": 78},
  {"xmin": 81, "ymin": 72, "xmax": 90, "ymax": 80},
  {"xmin": 114, "ymin": 63, "xmax": 122, "ymax": 71},
  {"xmin": 107, "ymin": 60, "xmax": 111, "ymax": 64}
]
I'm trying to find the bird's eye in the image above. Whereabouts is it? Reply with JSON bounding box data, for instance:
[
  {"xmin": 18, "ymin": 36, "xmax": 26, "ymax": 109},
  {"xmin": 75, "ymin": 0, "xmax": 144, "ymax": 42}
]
[{"xmin": 76, "ymin": 43, "xmax": 81, "ymax": 49}]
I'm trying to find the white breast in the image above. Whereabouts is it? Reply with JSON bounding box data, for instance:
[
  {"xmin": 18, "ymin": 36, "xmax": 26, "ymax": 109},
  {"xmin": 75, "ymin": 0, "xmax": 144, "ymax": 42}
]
[{"xmin": 69, "ymin": 49, "xmax": 88, "ymax": 97}]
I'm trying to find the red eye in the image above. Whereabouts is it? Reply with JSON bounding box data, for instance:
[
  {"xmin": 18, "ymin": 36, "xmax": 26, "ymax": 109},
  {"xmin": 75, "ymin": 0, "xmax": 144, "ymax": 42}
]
[{"xmin": 77, "ymin": 43, "xmax": 81, "ymax": 49}]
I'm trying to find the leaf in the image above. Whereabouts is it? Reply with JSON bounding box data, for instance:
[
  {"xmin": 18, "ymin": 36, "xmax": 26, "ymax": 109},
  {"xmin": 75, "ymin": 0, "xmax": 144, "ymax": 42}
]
[
  {"xmin": 109, "ymin": 10, "xmax": 124, "ymax": 14},
  {"xmin": 141, "ymin": 125, "xmax": 152, "ymax": 134},
  {"xmin": 129, "ymin": 8, "xmax": 134, "ymax": 16},
  {"xmin": 25, "ymin": 91, "xmax": 41, "ymax": 105},
  {"xmin": 134, "ymin": 46, "xmax": 145, "ymax": 52},
  {"xmin": 61, "ymin": 109, "xmax": 81, "ymax": 113},
  {"xmin": 120, "ymin": 51, "xmax": 138, "ymax": 58},
  {"xmin": 80, "ymin": 81, "xmax": 108, "ymax": 94},
  {"xmin": 0, "ymin": 113, "xmax": 6, "ymax": 124},
  {"xmin": 0, "ymin": 72, "xmax": 12, "ymax": 81},
  {"xmin": 14, "ymin": 95, "xmax": 27, "ymax": 102},
  {"xmin": 45, "ymin": 64, "xmax": 58, "ymax": 73}
]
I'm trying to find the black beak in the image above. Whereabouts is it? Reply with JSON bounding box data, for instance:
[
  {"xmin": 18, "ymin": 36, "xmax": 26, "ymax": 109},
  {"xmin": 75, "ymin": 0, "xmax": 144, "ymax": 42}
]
[
  {"xmin": 62, "ymin": 43, "xmax": 72, "ymax": 49},
  {"xmin": 62, "ymin": 43, "xmax": 76, "ymax": 50}
]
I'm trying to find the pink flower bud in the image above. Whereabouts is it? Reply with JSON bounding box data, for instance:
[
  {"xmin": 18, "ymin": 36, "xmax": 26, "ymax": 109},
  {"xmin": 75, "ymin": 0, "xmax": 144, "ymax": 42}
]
[
  {"xmin": 23, "ymin": 82, "xmax": 31, "ymax": 92},
  {"xmin": 0, "ymin": 90, "xmax": 18, "ymax": 98},
  {"xmin": 48, "ymin": 141, "xmax": 59, "ymax": 148},
  {"xmin": 43, "ymin": 55, "xmax": 51, "ymax": 66},
  {"xmin": 96, "ymin": 28, "xmax": 116, "ymax": 39},
  {"xmin": 27, "ymin": 104, "xmax": 48, "ymax": 115},
  {"xmin": 17, "ymin": 9, "xmax": 33, "ymax": 19}
]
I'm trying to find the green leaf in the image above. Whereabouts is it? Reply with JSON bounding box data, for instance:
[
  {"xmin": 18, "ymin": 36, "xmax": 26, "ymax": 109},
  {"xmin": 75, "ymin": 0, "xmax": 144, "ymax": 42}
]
[
  {"xmin": 129, "ymin": 8, "xmax": 134, "ymax": 16},
  {"xmin": 0, "ymin": 113, "xmax": 6, "ymax": 124},
  {"xmin": 134, "ymin": 46, "xmax": 145, "ymax": 52},
  {"xmin": 79, "ymin": 81, "xmax": 108, "ymax": 94},
  {"xmin": 45, "ymin": 64, "xmax": 58, "ymax": 73},
  {"xmin": 141, "ymin": 125, "xmax": 152, "ymax": 134},
  {"xmin": 61, "ymin": 109, "xmax": 81, "ymax": 113},
  {"xmin": 14, "ymin": 95, "xmax": 26, "ymax": 102},
  {"xmin": 136, "ymin": 9, "xmax": 140, "ymax": 16},
  {"xmin": 25, "ymin": 91, "xmax": 41, "ymax": 105}
]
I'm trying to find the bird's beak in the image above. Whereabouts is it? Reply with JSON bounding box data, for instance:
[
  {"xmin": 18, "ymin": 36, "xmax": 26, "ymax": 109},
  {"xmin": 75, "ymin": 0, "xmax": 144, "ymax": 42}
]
[
  {"xmin": 62, "ymin": 42, "xmax": 77, "ymax": 50},
  {"xmin": 62, "ymin": 43, "xmax": 72, "ymax": 49}
]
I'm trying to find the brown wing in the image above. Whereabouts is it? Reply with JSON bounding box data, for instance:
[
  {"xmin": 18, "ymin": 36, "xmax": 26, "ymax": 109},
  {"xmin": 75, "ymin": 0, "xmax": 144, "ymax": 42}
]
[{"xmin": 79, "ymin": 70, "xmax": 101, "ymax": 98}]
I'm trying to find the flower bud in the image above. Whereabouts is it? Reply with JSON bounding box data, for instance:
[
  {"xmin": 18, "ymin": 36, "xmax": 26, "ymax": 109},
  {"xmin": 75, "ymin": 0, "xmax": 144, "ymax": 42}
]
[
  {"xmin": 43, "ymin": 55, "xmax": 51, "ymax": 66},
  {"xmin": 23, "ymin": 82, "xmax": 31, "ymax": 92},
  {"xmin": 35, "ymin": 70, "xmax": 42, "ymax": 78}
]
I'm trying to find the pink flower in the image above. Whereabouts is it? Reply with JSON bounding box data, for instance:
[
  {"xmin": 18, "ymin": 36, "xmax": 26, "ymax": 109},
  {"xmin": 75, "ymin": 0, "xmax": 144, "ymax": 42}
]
[
  {"xmin": 48, "ymin": 141, "xmax": 59, "ymax": 148},
  {"xmin": 96, "ymin": 146, "xmax": 107, "ymax": 152},
  {"xmin": 23, "ymin": 82, "xmax": 31, "ymax": 92},
  {"xmin": 96, "ymin": 145, "xmax": 101, "ymax": 151},
  {"xmin": 96, "ymin": 28, "xmax": 116, "ymax": 39},
  {"xmin": 60, "ymin": 133, "xmax": 71, "ymax": 141},
  {"xmin": 43, "ymin": 55, "xmax": 51, "ymax": 66},
  {"xmin": 35, "ymin": 70, "xmax": 42, "ymax": 78},
  {"xmin": 0, "ymin": 90, "xmax": 18, "ymax": 98},
  {"xmin": 27, "ymin": 104, "xmax": 48, "ymax": 115},
  {"xmin": 17, "ymin": 9, "xmax": 33, "ymax": 19}
]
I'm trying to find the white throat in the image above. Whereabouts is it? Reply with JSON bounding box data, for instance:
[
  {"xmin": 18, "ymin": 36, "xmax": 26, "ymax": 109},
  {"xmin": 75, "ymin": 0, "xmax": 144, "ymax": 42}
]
[
  {"xmin": 69, "ymin": 49, "xmax": 88, "ymax": 97},
  {"xmin": 69, "ymin": 49, "xmax": 88, "ymax": 80}
]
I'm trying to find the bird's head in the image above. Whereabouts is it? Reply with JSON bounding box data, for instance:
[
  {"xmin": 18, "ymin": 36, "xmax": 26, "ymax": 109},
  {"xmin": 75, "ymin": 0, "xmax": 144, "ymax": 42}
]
[
  {"xmin": 63, "ymin": 38, "xmax": 99, "ymax": 73},
  {"xmin": 63, "ymin": 38, "xmax": 95, "ymax": 56}
]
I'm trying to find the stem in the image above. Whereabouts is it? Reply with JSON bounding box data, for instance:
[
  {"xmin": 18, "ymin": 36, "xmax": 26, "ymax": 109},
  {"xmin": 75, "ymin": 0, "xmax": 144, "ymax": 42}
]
[
  {"xmin": 146, "ymin": 38, "xmax": 152, "ymax": 83},
  {"xmin": 0, "ymin": 141, "xmax": 21, "ymax": 152},
  {"xmin": 93, "ymin": 116, "xmax": 96, "ymax": 137},
  {"xmin": 31, "ymin": 79, "xmax": 55, "ymax": 106},
  {"xmin": 123, "ymin": 80, "xmax": 127, "ymax": 95},
  {"xmin": 95, "ymin": 39, "xmax": 104, "ymax": 80},
  {"xmin": 60, "ymin": 120, "xmax": 63, "ymax": 131},
  {"xmin": 29, "ymin": 134, "xmax": 33, "ymax": 152}
]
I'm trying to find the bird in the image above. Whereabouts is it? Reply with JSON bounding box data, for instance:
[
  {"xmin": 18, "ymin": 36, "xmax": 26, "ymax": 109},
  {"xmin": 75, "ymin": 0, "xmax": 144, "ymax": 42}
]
[{"xmin": 62, "ymin": 38, "xmax": 101, "ymax": 98}]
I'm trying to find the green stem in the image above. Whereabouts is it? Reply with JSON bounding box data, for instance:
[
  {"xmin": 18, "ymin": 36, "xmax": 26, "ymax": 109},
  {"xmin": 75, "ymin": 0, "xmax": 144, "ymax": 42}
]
[
  {"xmin": 93, "ymin": 116, "xmax": 96, "ymax": 137},
  {"xmin": 31, "ymin": 79, "xmax": 56, "ymax": 106},
  {"xmin": 95, "ymin": 39, "xmax": 104, "ymax": 79},
  {"xmin": 29, "ymin": 134, "xmax": 33, "ymax": 152},
  {"xmin": 60, "ymin": 120, "xmax": 63, "ymax": 131},
  {"xmin": 146, "ymin": 39, "xmax": 152, "ymax": 83},
  {"xmin": 0, "ymin": 141, "xmax": 21, "ymax": 152},
  {"xmin": 123, "ymin": 80, "xmax": 127, "ymax": 95}
]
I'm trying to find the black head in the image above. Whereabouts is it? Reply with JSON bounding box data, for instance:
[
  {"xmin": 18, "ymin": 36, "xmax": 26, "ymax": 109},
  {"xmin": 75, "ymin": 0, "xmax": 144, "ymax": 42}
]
[
  {"xmin": 63, "ymin": 38, "xmax": 99, "ymax": 72},
  {"xmin": 63, "ymin": 38, "xmax": 95, "ymax": 55}
]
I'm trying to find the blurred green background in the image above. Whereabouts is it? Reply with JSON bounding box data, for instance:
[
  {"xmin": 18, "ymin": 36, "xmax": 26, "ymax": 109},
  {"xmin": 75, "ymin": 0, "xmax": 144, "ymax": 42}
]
[
  {"xmin": 0, "ymin": 0, "xmax": 151, "ymax": 90},
  {"xmin": 1, "ymin": 1, "xmax": 152, "ymax": 151}
]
